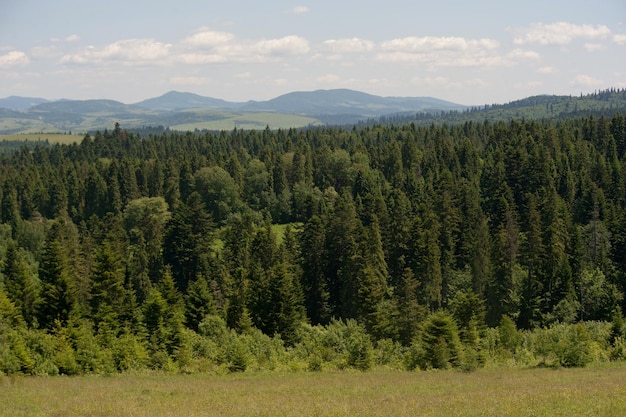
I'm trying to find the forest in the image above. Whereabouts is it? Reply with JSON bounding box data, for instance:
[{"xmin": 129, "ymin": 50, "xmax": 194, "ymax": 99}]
[{"xmin": 1, "ymin": 113, "xmax": 626, "ymax": 375}]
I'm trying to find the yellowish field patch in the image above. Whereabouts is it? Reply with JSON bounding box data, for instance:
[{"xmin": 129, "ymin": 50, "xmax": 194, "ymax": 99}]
[
  {"xmin": 0, "ymin": 133, "xmax": 84, "ymax": 145},
  {"xmin": 2, "ymin": 366, "xmax": 626, "ymax": 416},
  {"xmin": 171, "ymin": 112, "xmax": 322, "ymax": 131}
]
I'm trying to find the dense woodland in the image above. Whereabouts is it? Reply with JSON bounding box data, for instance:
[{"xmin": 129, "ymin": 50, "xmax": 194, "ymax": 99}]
[{"xmin": 2, "ymin": 114, "xmax": 626, "ymax": 374}]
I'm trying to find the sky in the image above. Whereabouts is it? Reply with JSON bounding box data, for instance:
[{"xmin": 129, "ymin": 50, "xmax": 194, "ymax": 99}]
[{"xmin": 1, "ymin": 0, "xmax": 625, "ymax": 106}]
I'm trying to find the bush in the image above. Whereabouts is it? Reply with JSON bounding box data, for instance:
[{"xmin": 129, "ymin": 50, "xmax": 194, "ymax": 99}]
[
  {"xmin": 225, "ymin": 337, "xmax": 250, "ymax": 372},
  {"xmin": 420, "ymin": 311, "xmax": 463, "ymax": 369},
  {"xmin": 554, "ymin": 324, "xmax": 593, "ymax": 367},
  {"xmin": 345, "ymin": 327, "xmax": 373, "ymax": 371}
]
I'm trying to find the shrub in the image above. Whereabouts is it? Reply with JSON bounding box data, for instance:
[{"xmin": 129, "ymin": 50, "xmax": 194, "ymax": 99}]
[
  {"xmin": 555, "ymin": 323, "xmax": 592, "ymax": 367},
  {"xmin": 420, "ymin": 311, "xmax": 463, "ymax": 369}
]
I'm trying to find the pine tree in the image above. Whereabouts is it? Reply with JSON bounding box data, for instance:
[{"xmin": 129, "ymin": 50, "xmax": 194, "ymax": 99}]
[
  {"xmin": 163, "ymin": 192, "xmax": 214, "ymax": 291},
  {"xmin": 2, "ymin": 243, "xmax": 39, "ymax": 326},
  {"xmin": 38, "ymin": 237, "xmax": 76, "ymax": 329},
  {"xmin": 300, "ymin": 215, "xmax": 331, "ymax": 324},
  {"xmin": 185, "ymin": 275, "xmax": 216, "ymax": 332}
]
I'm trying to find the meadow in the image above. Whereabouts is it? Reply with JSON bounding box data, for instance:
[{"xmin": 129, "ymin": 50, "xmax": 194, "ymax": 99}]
[
  {"xmin": 169, "ymin": 111, "xmax": 322, "ymax": 131},
  {"xmin": 0, "ymin": 133, "xmax": 83, "ymax": 145},
  {"xmin": 1, "ymin": 365, "xmax": 626, "ymax": 417}
]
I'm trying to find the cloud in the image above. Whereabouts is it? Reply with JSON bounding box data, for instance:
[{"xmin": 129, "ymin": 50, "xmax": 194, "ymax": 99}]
[
  {"xmin": 506, "ymin": 49, "xmax": 540, "ymax": 60},
  {"xmin": 51, "ymin": 34, "xmax": 80, "ymax": 43},
  {"xmin": 513, "ymin": 22, "xmax": 611, "ymax": 45},
  {"xmin": 0, "ymin": 51, "xmax": 30, "ymax": 68},
  {"xmin": 255, "ymin": 35, "xmax": 310, "ymax": 56},
  {"xmin": 169, "ymin": 76, "xmax": 207, "ymax": 86},
  {"xmin": 572, "ymin": 74, "xmax": 604, "ymax": 87},
  {"xmin": 411, "ymin": 76, "xmax": 487, "ymax": 89},
  {"xmin": 321, "ymin": 38, "xmax": 375, "ymax": 53},
  {"xmin": 537, "ymin": 66, "xmax": 556, "ymax": 74},
  {"xmin": 182, "ymin": 29, "xmax": 235, "ymax": 47},
  {"xmin": 177, "ymin": 29, "xmax": 310, "ymax": 64},
  {"xmin": 381, "ymin": 36, "xmax": 499, "ymax": 52},
  {"xmin": 317, "ymin": 74, "xmax": 341, "ymax": 83},
  {"xmin": 376, "ymin": 36, "xmax": 511, "ymax": 68},
  {"xmin": 614, "ymin": 34, "xmax": 626, "ymax": 45},
  {"xmin": 584, "ymin": 43, "xmax": 606, "ymax": 52},
  {"xmin": 61, "ymin": 39, "xmax": 171, "ymax": 65},
  {"xmin": 291, "ymin": 6, "xmax": 310, "ymax": 15},
  {"xmin": 178, "ymin": 53, "xmax": 227, "ymax": 64}
]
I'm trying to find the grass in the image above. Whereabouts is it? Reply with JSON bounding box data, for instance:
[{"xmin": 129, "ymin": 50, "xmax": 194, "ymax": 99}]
[
  {"xmin": 0, "ymin": 133, "xmax": 84, "ymax": 145},
  {"xmin": 170, "ymin": 112, "xmax": 322, "ymax": 131},
  {"xmin": 1, "ymin": 365, "xmax": 626, "ymax": 416}
]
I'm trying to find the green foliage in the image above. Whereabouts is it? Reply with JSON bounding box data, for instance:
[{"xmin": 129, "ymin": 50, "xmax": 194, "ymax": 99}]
[
  {"xmin": 1, "ymin": 112, "xmax": 626, "ymax": 375},
  {"xmin": 419, "ymin": 311, "xmax": 463, "ymax": 370}
]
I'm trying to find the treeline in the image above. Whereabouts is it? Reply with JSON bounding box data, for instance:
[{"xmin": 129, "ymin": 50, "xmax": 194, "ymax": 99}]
[
  {"xmin": 1, "ymin": 115, "xmax": 626, "ymax": 375},
  {"xmin": 376, "ymin": 88, "xmax": 626, "ymax": 127}
]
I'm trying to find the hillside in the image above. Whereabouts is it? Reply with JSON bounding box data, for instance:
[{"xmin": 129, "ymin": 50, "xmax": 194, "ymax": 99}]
[
  {"xmin": 0, "ymin": 113, "xmax": 626, "ymax": 376},
  {"xmin": 0, "ymin": 89, "xmax": 466, "ymax": 134},
  {"xmin": 382, "ymin": 88, "xmax": 626, "ymax": 126},
  {"xmin": 2, "ymin": 88, "xmax": 625, "ymax": 134},
  {"xmin": 0, "ymin": 96, "xmax": 49, "ymax": 111},
  {"xmin": 133, "ymin": 91, "xmax": 237, "ymax": 111}
]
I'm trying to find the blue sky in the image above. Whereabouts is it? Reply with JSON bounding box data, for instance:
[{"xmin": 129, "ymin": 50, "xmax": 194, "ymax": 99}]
[{"xmin": 1, "ymin": 0, "xmax": 625, "ymax": 105}]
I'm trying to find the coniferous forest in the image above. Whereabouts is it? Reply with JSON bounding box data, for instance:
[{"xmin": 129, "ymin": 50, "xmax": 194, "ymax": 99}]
[{"xmin": 2, "ymin": 113, "xmax": 626, "ymax": 375}]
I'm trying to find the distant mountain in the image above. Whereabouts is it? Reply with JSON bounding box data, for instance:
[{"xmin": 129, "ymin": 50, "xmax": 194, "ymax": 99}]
[
  {"xmin": 0, "ymin": 89, "xmax": 469, "ymax": 133},
  {"xmin": 30, "ymin": 99, "xmax": 142, "ymax": 115},
  {"xmin": 3, "ymin": 88, "xmax": 622, "ymax": 135},
  {"xmin": 241, "ymin": 89, "xmax": 463, "ymax": 115},
  {"xmin": 0, "ymin": 96, "xmax": 49, "ymax": 111},
  {"xmin": 133, "ymin": 91, "xmax": 238, "ymax": 111}
]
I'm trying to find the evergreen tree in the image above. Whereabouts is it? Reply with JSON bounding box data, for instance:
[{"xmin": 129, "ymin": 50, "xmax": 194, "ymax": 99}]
[
  {"xmin": 2, "ymin": 243, "xmax": 39, "ymax": 326},
  {"xmin": 38, "ymin": 235, "xmax": 76, "ymax": 329},
  {"xmin": 163, "ymin": 192, "xmax": 214, "ymax": 291}
]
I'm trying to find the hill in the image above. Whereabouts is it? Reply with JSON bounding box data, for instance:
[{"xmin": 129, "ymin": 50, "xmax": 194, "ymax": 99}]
[
  {"xmin": 133, "ymin": 91, "xmax": 237, "ymax": 111},
  {"xmin": 0, "ymin": 89, "xmax": 467, "ymax": 134},
  {"xmin": 380, "ymin": 88, "xmax": 626, "ymax": 126},
  {"xmin": 241, "ymin": 89, "xmax": 462, "ymax": 115},
  {"xmin": 0, "ymin": 96, "xmax": 49, "ymax": 111},
  {"xmin": 2, "ymin": 88, "xmax": 625, "ymax": 134}
]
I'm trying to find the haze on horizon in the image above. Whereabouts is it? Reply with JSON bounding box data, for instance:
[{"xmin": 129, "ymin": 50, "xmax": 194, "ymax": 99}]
[{"xmin": 1, "ymin": 0, "xmax": 625, "ymax": 106}]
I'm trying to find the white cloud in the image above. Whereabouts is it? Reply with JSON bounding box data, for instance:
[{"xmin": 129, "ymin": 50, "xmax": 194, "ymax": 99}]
[
  {"xmin": 169, "ymin": 76, "xmax": 207, "ymax": 86},
  {"xmin": 182, "ymin": 29, "xmax": 235, "ymax": 47},
  {"xmin": 375, "ymin": 36, "xmax": 509, "ymax": 68},
  {"xmin": 411, "ymin": 76, "xmax": 487, "ymax": 89},
  {"xmin": 537, "ymin": 66, "xmax": 556, "ymax": 74},
  {"xmin": 255, "ymin": 35, "xmax": 310, "ymax": 56},
  {"xmin": 61, "ymin": 39, "xmax": 171, "ymax": 65},
  {"xmin": 381, "ymin": 36, "xmax": 499, "ymax": 52},
  {"xmin": 0, "ymin": 51, "xmax": 29, "ymax": 68},
  {"xmin": 178, "ymin": 53, "xmax": 227, "ymax": 64},
  {"xmin": 584, "ymin": 43, "xmax": 606, "ymax": 52},
  {"xmin": 572, "ymin": 74, "xmax": 604, "ymax": 87},
  {"xmin": 506, "ymin": 49, "xmax": 540, "ymax": 60},
  {"xmin": 51, "ymin": 34, "xmax": 81, "ymax": 43},
  {"xmin": 321, "ymin": 38, "xmax": 375, "ymax": 53},
  {"xmin": 613, "ymin": 34, "xmax": 626, "ymax": 45},
  {"xmin": 291, "ymin": 6, "xmax": 310, "ymax": 15},
  {"xmin": 514, "ymin": 22, "xmax": 611, "ymax": 45},
  {"xmin": 317, "ymin": 74, "xmax": 341, "ymax": 83}
]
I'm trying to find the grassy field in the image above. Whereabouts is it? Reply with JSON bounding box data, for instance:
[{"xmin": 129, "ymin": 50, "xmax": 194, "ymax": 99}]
[
  {"xmin": 170, "ymin": 112, "xmax": 322, "ymax": 131},
  {"xmin": 0, "ymin": 133, "xmax": 84, "ymax": 145},
  {"xmin": 1, "ymin": 365, "xmax": 626, "ymax": 416}
]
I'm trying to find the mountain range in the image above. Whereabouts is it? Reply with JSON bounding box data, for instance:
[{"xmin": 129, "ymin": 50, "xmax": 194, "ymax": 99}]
[
  {"xmin": 0, "ymin": 89, "xmax": 464, "ymax": 134},
  {"xmin": 1, "ymin": 88, "xmax": 625, "ymax": 135}
]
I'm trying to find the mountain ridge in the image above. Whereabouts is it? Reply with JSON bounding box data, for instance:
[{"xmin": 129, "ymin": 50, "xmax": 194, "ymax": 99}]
[
  {"xmin": 1, "ymin": 88, "xmax": 624, "ymax": 134},
  {"xmin": 0, "ymin": 88, "xmax": 467, "ymax": 133}
]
